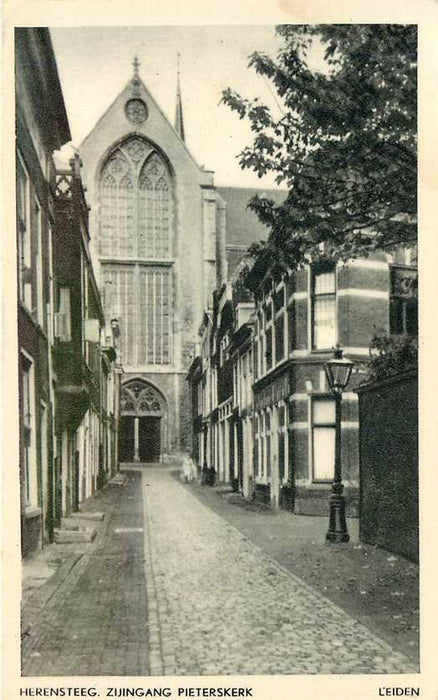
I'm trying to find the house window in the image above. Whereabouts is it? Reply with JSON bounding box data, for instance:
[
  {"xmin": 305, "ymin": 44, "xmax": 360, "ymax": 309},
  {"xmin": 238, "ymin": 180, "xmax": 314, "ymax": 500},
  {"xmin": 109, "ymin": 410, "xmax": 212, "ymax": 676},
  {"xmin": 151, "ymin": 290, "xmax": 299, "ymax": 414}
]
[
  {"xmin": 265, "ymin": 410, "xmax": 271, "ymax": 478},
  {"xmin": 17, "ymin": 155, "xmax": 32, "ymax": 309},
  {"xmin": 254, "ymin": 341, "xmax": 259, "ymax": 380},
  {"xmin": 55, "ymin": 287, "xmax": 72, "ymax": 342},
  {"xmin": 389, "ymin": 266, "xmax": 418, "ymax": 335},
  {"xmin": 312, "ymin": 267, "xmax": 336, "ymax": 350},
  {"xmin": 273, "ymin": 287, "xmax": 284, "ymax": 313},
  {"xmin": 21, "ymin": 353, "xmax": 38, "ymax": 507},
  {"xmin": 278, "ymin": 404, "xmax": 288, "ymax": 482},
  {"xmin": 254, "ymin": 414, "xmax": 260, "ymax": 479},
  {"xmin": 275, "ymin": 314, "xmax": 285, "ymax": 364},
  {"xmin": 34, "ymin": 198, "xmax": 44, "ymax": 326},
  {"xmin": 265, "ymin": 327, "xmax": 273, "ymax": 370},
  {"xmin": 312, "ymin": 398, "xmax": 336, "ymax": 481},
  {"xmin": 288, "ymin": 305, "xmax": 294, "ymax": 354}
]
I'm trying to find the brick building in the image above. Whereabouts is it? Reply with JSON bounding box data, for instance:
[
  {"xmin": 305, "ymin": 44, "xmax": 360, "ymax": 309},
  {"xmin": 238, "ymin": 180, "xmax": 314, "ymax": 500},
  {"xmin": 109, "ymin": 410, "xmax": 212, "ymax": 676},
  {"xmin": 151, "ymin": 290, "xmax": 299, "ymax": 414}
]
[
  {"xmin": 188, "ymin": 242, "xmax": 417, "ymax": 516},
  {"xmin": 16, "ymin": 28, "xmax": 120, "ymax": 557}
]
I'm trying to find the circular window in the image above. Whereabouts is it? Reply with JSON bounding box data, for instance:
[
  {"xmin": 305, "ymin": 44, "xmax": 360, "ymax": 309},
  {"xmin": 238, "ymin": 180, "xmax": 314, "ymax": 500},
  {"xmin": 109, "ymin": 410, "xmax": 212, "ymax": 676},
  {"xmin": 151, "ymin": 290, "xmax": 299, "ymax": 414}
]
[{"xmin": 125, "ymin": 98, "xmax": 148, "ymax": 124}]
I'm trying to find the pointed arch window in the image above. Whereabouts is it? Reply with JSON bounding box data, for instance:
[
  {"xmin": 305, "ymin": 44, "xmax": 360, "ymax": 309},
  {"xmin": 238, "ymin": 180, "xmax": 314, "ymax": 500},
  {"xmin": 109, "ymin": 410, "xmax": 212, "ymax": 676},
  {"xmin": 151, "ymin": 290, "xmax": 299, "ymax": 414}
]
[{"xmin": 99, "ymin": 137, "xmax": 173, "ymax": 260}]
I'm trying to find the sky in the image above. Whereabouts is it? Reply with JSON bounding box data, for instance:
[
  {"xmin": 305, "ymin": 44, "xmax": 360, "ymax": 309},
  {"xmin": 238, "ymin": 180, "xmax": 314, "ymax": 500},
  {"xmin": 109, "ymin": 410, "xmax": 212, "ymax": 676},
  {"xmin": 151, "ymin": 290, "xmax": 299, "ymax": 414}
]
[{"xmin": 50, "ymin": 26, "xmax": 287, "ymax": 188}]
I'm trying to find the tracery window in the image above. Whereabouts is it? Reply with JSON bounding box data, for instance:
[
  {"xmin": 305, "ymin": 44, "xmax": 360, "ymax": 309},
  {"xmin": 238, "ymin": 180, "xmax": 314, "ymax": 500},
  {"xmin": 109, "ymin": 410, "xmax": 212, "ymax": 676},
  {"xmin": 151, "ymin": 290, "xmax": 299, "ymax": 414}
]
[
  {"xmin": 100, "ymin": 137, "xmax": 174, "ymax": 367},
  {"xmin": 102, "ymin": 265, "xmax": 172, "ymax": 366},
  {"xmin": 99, "ymin": 137, "xmax": 173, "ymax": 259},
  {"xmin": 121, "ymin": 380, "xmax": 163, "ymax": 415}
]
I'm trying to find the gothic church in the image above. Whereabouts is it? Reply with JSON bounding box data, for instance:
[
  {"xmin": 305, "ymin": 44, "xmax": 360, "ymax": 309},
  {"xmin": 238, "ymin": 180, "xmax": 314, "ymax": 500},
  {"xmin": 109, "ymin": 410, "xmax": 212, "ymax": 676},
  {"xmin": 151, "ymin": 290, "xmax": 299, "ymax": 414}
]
[{"xmin": 80, "ymin": 58, "xmax": 281, "ymax": 463}]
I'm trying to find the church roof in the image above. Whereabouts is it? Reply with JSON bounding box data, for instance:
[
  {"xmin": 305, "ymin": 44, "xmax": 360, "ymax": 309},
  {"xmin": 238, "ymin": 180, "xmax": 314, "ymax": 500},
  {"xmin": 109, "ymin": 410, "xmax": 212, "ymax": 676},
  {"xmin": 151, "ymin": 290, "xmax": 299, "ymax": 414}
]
[{"xmin": 216, "ymin": 186, "xmax": 286, "ymax": 248}]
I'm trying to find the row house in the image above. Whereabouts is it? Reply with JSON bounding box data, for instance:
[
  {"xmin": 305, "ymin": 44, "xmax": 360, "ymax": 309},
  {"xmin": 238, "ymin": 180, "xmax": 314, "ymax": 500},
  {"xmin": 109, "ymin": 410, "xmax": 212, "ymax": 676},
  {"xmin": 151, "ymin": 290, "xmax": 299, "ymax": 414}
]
[
  {"xmin": 16, "ymin": 28, "xmax": 120, "ymax": 558},
  {"xmin": 52, "ymin": 151, "xmax": 121, "ymax": 522},
  {"xmin": 187, "ymin": 282, "xmax": 255, "ymax": 492},
  {"xmin": 188, "ymin": 246, "xmax": 417, "ymax": 516}
]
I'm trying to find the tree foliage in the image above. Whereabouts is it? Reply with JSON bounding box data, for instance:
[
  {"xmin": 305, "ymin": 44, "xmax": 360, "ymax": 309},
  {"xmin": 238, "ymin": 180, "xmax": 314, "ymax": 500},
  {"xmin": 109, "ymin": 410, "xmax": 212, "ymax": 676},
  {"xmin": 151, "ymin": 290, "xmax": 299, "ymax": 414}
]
[
  {"xmin": 363, "ymin": 332, "xmax": 418, "ymax": 383},
  {"xmin": 222, "ymin": 25, "xmax": 417, "ymax": 267}
]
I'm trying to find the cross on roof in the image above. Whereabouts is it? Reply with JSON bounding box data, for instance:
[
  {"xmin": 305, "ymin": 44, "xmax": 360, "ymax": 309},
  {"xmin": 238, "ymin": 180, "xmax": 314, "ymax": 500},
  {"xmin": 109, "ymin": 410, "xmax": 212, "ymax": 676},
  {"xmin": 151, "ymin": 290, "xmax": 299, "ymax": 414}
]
[{"xmin": 133, "ymin": 55, "xmax": 140, "ymax": 76}]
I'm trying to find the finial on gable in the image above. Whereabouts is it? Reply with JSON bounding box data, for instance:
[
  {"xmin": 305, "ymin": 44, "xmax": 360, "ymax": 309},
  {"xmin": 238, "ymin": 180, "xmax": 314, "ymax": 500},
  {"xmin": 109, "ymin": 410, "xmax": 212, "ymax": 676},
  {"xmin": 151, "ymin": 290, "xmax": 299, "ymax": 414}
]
[{"xmin": 131, "ymin": 55, "xmax": 142, "ymax": 97}]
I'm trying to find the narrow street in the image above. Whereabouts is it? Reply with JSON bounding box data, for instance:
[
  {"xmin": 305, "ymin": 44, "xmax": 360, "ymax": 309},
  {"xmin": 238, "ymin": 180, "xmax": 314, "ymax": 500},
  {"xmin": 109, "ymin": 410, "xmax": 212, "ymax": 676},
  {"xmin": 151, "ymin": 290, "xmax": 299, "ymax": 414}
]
[{"xmin": 22, "ymin": 465, "xmax": 417, "ymax": 677}]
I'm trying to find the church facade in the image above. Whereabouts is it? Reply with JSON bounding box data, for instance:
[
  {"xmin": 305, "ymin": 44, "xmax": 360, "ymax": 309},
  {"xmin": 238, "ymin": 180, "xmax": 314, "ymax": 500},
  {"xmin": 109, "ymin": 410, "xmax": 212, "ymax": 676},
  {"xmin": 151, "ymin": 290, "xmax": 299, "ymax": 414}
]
[{"xmin": 80, "ymin": 60, "xmax": 228, "ymax": 462}]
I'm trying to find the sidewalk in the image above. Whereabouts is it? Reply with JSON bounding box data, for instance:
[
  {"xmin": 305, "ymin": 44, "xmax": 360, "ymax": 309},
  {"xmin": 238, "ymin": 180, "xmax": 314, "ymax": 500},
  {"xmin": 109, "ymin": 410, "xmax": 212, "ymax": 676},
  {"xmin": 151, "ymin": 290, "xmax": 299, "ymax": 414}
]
[
  {"xmin": 22, "ymin": 474, "xmax": 127, "ymax": 610},
  {"xmin": 175, "ymin": 472, "xmax": 419, "ymax": 664},
  {"xmin": 21, "ymin": 470, "xmax": 151, "ymax": 676}
]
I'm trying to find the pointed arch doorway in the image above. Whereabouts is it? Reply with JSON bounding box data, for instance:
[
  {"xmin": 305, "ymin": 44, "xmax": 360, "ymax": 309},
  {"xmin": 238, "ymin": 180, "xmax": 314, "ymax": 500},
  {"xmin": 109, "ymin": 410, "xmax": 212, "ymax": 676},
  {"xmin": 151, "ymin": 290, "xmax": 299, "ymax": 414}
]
[{"xmin": 119, "ymin": 379, "xmax": 166, "ymax": 463}]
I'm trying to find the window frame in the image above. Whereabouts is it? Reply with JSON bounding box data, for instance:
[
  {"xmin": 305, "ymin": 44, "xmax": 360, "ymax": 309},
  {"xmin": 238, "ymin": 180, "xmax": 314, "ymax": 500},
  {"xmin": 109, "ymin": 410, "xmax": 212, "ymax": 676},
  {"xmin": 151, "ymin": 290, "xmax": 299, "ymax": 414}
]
[
  {"xmin": 311, "ymin": 264, "xmax": 337, "ymax": 351},
  {"xmin": 389, "ymin": 264, "xmax": 418, "ymax": 336},
  {"xmin": 17, "ymin": 152, "xmax": 32, "ymax": 310},
  {"xmin": 311, "ymin": 394, "xmax": 336, "ymax": 483}
]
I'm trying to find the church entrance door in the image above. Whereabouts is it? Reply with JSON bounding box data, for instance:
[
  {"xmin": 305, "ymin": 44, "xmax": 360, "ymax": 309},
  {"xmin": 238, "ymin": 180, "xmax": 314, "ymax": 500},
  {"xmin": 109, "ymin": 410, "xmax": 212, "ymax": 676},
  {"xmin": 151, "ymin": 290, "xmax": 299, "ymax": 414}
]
[
  {"xmin": 139, "ymin": 416, "xmax": 161, "ymax": 463},
  {"xmin": 119, "ymin": 416, "xmax": 135, "ymax": 462},
  {"xmin": 119, "ymin": 379, "xmax": 166, "ymax": 463}
]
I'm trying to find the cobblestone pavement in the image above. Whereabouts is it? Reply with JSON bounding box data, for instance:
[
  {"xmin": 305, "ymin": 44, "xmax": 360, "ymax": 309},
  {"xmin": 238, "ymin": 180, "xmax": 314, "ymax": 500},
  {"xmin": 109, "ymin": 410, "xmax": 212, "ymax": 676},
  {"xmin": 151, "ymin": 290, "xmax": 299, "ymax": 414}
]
[
  {"xmin": 22, "ymin": 464, "xmax": 417, "ymax": 677},
  {"xmin": 141, "ymin": 466, "xmax": 417, "ymax": 676}
]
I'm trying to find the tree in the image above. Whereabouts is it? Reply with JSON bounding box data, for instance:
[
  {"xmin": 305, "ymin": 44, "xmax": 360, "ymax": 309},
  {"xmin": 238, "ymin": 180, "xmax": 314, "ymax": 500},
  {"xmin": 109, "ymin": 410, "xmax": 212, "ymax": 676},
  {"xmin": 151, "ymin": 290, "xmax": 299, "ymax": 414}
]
[{"xmin": 222, "ymin": 25, "xmax": 417, "ymax": 268}]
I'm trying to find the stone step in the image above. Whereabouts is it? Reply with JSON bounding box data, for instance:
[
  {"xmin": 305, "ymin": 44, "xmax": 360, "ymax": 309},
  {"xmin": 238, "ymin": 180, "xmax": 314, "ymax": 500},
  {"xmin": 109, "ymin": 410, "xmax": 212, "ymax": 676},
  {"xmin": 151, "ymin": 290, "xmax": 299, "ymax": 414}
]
[
  {"xmin": 54, "ymin": 528, "xmax": 96, "ymax": 544},
  {"xmin": 108, "ymin": 475, "xmax": 127, "ymax": 486},
  {"xmin": 60, "ymin": 519, "xmax": 81, "ymax": 531},
  {"xmin": 69, "ymin": 511, "xmax": 105, "ymax": 521}
]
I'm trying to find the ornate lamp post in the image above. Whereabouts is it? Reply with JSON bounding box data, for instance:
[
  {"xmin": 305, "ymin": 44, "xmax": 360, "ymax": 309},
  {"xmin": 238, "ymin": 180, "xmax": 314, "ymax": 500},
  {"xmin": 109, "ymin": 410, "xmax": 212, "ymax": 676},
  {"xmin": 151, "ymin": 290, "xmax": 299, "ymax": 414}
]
[{"xmin": 324, "ymin": 347, "xmax": 354, "ymax": 543}]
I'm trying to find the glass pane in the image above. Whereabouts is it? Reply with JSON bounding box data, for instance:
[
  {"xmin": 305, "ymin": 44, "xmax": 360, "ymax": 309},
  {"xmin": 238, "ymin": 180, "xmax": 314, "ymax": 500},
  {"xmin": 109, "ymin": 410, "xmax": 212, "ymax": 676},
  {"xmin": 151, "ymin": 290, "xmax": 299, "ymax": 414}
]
[
  {"xmin": 315, "ymin": 271, "xmax": 335, "ymax": 295},
  {"xmin": 139, "ymin": 153, "xmax": 172, "ymax": 259},
  {"xmin": 266, "ymin": 328, "xmax": 273, "ymax": 369},
  {"xmin": 100, "ymin": 150, "xmax": 134, "ymax": 257},
  {"xmin": 274, "ymin": 287, "xmax": 285, "ymax": 313},
  {"xmin": 278, "ymin": 433, "xmax": 285, "ymax": 480},
  {"xmin": 275, "ymin": 315, "xmax": 285, "ymax": 363},
  {"xmin": 314, "ymin": 297, "xmax": 336, "ymax": 349},
  {"xmin": 313, "ymin": 400, "xmax": 335, "ymax": 424},
  {"xmin": 288, "ymin": 306, "xmax": 294, "ymax": 353},
  {"xmin": 313, "ymin": 427, "xmax": 335, "ymax": 480},
  {"xmin": 279, "ymin": 405, "xmax": 285, "ymax": 427},
  {"xmin": 17, "ymin": 161, "xmax": 27, "ymax": 224}
]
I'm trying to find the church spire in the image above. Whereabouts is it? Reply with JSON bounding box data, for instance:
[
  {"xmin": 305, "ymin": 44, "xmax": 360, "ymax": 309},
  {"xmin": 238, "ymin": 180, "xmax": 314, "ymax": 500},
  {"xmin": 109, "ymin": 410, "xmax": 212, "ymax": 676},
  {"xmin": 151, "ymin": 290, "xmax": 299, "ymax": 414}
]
[{"xmin": 174, "ymin": 54, "xmax": 186, "ymax": 142}]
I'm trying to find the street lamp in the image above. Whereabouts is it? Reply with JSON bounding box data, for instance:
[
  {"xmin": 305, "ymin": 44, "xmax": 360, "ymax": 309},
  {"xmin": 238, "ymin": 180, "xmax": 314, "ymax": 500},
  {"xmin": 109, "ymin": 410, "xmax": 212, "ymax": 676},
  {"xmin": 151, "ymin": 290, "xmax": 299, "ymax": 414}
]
[{"xmin": 324, "ymin": 346, "xmax": 354, "ymax": 543}]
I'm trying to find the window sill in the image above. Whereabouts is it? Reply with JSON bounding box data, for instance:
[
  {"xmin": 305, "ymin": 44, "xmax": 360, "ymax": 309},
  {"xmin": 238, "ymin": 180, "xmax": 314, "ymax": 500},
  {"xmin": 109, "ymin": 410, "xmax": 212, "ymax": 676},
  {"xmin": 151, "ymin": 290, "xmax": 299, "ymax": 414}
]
[
  {"xmin": 24, "ymin": 506, "xmax": 42, "ymax": 520},
  {"xmin": 311, "ymin": 348, "xmax": 337, "ymax": 355}
]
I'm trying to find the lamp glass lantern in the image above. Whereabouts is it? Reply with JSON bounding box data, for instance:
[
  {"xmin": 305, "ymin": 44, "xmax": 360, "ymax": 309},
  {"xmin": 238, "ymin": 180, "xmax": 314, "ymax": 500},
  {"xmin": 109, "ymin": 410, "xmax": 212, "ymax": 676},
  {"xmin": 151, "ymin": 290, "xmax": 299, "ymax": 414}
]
[
  {"xmin": 323, "ymin": 346, "xmax": 354, "ymax": 543},
  {"xmin": 324, "ymin": 347, "xmax": 354, "ymax": 394}
]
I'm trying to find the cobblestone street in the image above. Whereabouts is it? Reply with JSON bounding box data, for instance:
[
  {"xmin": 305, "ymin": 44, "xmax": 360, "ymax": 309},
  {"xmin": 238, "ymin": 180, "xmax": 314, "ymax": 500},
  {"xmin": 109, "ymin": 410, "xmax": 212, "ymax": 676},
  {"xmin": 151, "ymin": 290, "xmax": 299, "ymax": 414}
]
[{"xmin": 22, "ymin": 465, "xmax": 417, "ymax": 676}]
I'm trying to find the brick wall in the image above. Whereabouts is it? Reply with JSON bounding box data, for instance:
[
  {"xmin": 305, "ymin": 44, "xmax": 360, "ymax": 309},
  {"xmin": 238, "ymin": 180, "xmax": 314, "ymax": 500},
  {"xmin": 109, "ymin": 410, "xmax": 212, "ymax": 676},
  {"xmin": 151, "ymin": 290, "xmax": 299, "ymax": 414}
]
[{"xmin": 357, "ymin": 370, "xmax": 418, "ymax": 562}]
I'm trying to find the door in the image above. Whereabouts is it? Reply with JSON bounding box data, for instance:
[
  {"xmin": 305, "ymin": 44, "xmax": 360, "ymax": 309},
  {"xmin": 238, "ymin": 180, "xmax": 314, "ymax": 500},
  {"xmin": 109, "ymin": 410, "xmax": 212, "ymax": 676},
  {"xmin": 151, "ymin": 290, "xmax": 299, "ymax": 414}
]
[
  {"xmin": 139, "ymin": 416, "xmax": 161, "ymax": 462},
  {"xmin": 119, "ymin": 415, "xmax": 135, "ymax": 462}
]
